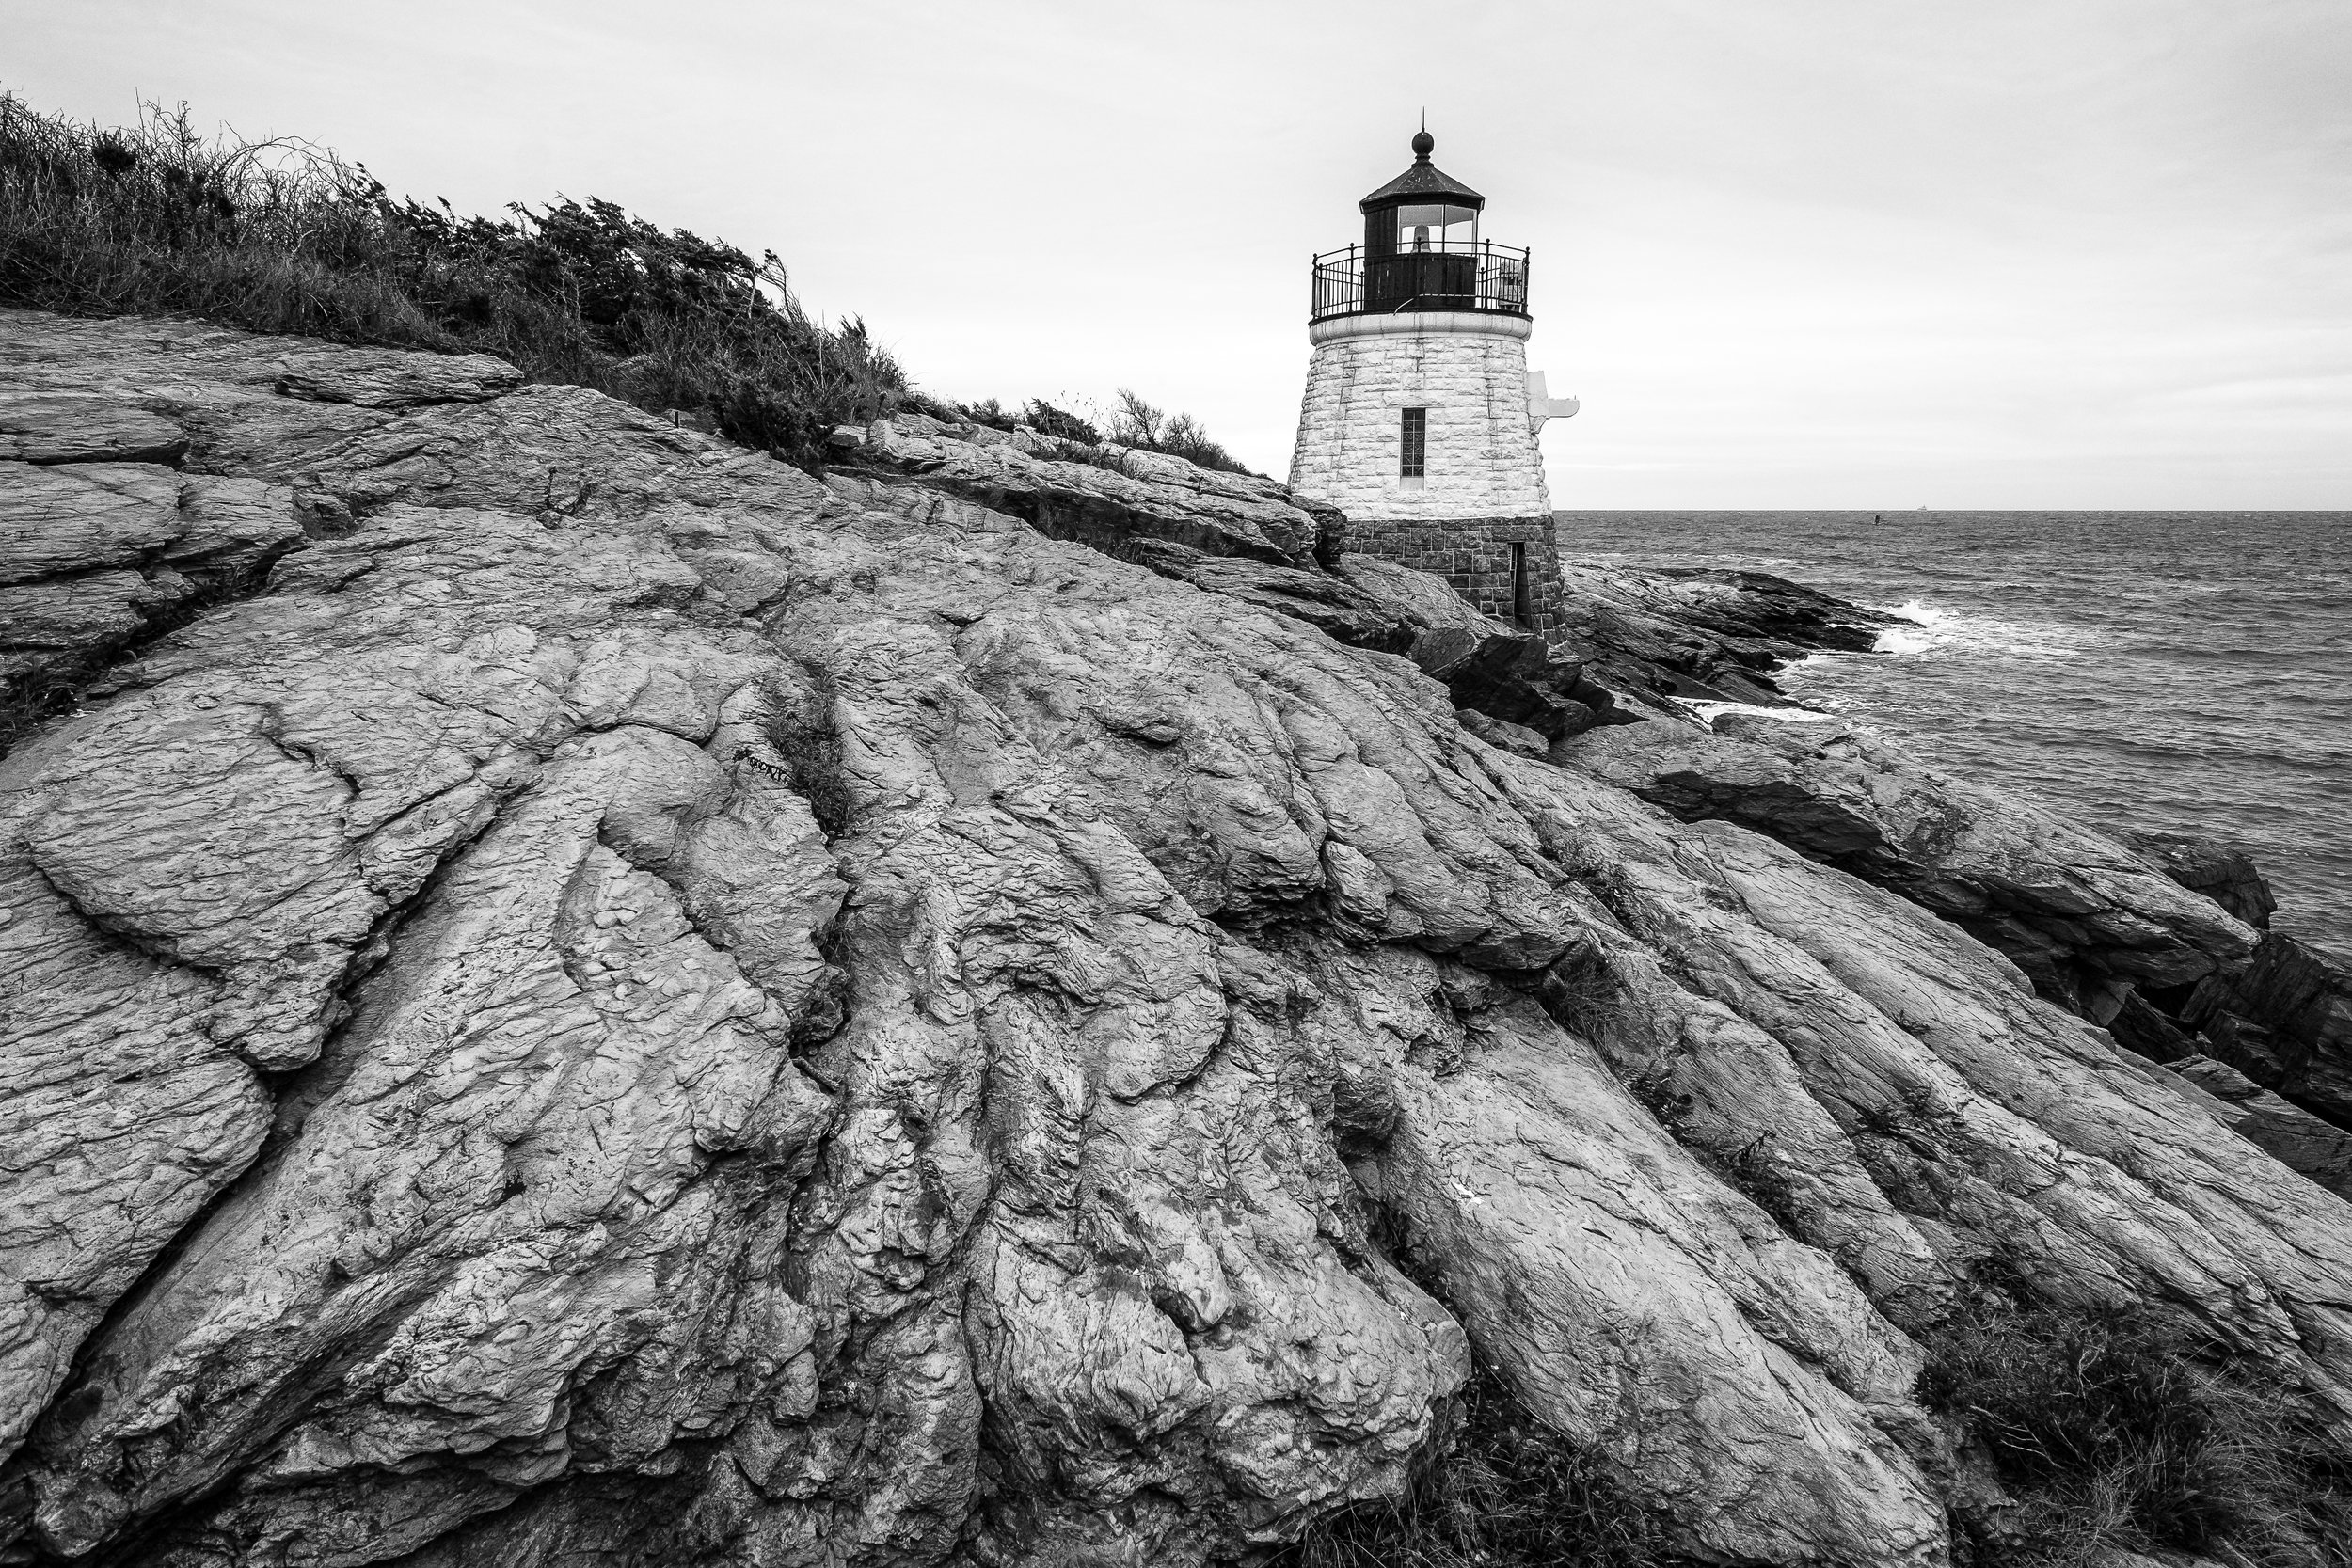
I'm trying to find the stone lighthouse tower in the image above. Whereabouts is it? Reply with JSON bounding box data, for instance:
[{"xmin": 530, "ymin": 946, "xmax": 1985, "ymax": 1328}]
[{"xmin": 1289, "ymin": 129, "xmax": 1579, "ymax": 639}]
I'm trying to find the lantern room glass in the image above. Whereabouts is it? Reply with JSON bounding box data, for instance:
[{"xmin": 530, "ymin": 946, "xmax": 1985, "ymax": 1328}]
[{"xmin": 1392, "ymin": 203, "xmax": 1479, "ymax": 252}]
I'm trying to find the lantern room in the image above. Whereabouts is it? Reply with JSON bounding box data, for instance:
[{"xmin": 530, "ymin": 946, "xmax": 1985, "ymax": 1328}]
[{"xmin": 1309, "ymin": 129, "xmax": 1530, "ymax": 320}]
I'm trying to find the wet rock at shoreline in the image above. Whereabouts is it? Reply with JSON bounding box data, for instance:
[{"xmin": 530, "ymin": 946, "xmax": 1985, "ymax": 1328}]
[
  {"xmin": 2124, "ymin": 830, "xmax": 2280, "ymax": 930},
  {"xmin": 2185, "ymin": 930, "xmax": 2352, "ymax": 1122}
]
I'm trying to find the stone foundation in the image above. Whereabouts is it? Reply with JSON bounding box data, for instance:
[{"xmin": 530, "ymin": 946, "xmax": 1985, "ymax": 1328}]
[{"xmin": 1344, "ymin": 512, "xmax": 1569, "ymax": 643}]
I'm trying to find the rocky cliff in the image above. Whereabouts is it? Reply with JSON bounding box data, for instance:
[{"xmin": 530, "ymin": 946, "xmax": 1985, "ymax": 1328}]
[{"xmin": 4, "ymin": 309, "xmax": 2349, "ymax": 1568}]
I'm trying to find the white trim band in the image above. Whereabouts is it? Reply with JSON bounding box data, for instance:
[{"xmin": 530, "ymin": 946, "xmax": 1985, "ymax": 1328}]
[{"xmin": 1308, "ymin": 310, "xmax": 1534, "ymax": 347}]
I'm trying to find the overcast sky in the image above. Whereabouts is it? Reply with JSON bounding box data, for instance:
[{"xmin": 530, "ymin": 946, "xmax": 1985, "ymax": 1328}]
[{"xmin": 8, "ymin": 0, "xmax": 2348, "ymax": 507}]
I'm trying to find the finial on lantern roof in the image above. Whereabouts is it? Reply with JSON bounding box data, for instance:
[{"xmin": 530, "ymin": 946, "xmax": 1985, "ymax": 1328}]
[{"xmin": 1360, "ymin": 123, "xmax": 1484, "ymax": 210}]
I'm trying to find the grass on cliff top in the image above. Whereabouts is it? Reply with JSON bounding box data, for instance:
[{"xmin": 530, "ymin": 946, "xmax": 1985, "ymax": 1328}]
[
  {"xmin": 0, "ymin": 92, "xmax": 911, "ymax": 472},
  {"xmin": 0, "ymin": 92, "xmax": 1261, "ymax": 483}
]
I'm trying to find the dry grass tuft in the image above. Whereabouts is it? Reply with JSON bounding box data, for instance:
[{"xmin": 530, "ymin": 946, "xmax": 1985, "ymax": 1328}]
[{"xmin": 1921, "ymin": 1281, "xmax": 2352, "ymax": 1566}]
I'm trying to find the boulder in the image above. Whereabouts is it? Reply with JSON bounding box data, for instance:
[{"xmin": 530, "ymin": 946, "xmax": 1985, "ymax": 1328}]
[
  {"xmin": 0, "ymin": 390, "xmax": 189, "ymax": 465},
  {"xmin": 1120, "ymin": 543, "xmax": 1418, "ymax": 656},
  {"xmin": 1454, "ymin": 708, "xmax": 1549, "ymax": 758}
]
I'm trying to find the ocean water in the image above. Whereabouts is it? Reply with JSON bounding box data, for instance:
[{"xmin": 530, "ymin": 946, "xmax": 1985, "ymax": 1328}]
[{"xmin": 1557, "ymin": 512, "xmax": 2352, "ymax": 959}]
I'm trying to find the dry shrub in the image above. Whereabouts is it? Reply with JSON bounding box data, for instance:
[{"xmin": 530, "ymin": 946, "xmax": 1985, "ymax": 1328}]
[
  {"xmin": 1020, "ymin": 399, "xmax": 1102, "ymax": 445},
  {"xmin": 955, "ymin": 396, "xmax": 1021, "ymax": 432},
  {"xmin": 0, "ymin": 92, "xmax": 910, "ymax": 471},
  {"xmin": 1921, "ymin": 1286, "xmax": 2352, "ymax": 1566},
  {"xmin": 1107, "ymin": 387, "xmax": 1254, "ymax": 475}
]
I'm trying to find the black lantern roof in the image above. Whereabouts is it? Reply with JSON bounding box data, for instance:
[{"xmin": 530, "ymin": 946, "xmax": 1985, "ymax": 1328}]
[{"xmin": 1359, "ymin": 129, "xmax": 1485, "ymax": 212}]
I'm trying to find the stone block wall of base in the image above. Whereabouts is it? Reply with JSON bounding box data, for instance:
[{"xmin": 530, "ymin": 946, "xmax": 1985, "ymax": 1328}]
[{"xmin": 1345, "ymin": 512, "xmax": 1571, "ymax": 644}]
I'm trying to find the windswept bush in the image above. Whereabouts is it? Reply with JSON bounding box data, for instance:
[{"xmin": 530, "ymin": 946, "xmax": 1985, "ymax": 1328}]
[
  {"xmin": 946, "ymin": 396, "xmax": 1160, "ymax": 477},
  {"xmin": 953, "ymin": 387, "xmax": 1255, "ymax": 474},
  {"xmin": 1108, "ymin": 387, "xmax": 1254, "ymax": 475},
  {"xmin": 1019, "ymin": 398, "xmax": 1103, "ymax": 445},
  {"xmin": 955, "ymin": 396, "xmax": 1020, "ymax": 432},
  {"xmin": 0, "ymin": 92, "xmax": 912, "ymax": 470}
]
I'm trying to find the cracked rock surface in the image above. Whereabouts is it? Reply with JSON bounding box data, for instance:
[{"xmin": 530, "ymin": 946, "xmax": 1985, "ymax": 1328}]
[
  {"xmin": 4, "ymin": 309, "xmax": 2351, "ymax": 1568},
  {"xmin": 1558, "ymin": 713, "xmax": 2258, "ymax": 1010}
]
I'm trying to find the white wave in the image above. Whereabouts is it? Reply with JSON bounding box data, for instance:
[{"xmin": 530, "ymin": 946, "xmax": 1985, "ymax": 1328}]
[
  {"xmin": 1691, "ymin": 700, "xmax": 1837, "ymax": 729},
  {"xmin": 1874, "ymin": 626, "xmax": 1937, "ymax": 655},
  {"xmin": 1882, "ymin": 612, "xmax": 2085, "ymax": 661},
  {"xmin": 1880, "ymin": 599, "xmax": 1950, "ymax": 626}
]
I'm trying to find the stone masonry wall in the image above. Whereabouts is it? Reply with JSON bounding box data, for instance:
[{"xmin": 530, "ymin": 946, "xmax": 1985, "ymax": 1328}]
[
  {"xmin": 1344, "ymin": 511, "xmax": 1571, "ymax": 645},
  {"xmin": 1288, "ymin": 315, "xmax": 1550, "ymax": 522},
  {"xmin": 1290, "ymin": 314, "xmax": 1565, "ymax": 644}
]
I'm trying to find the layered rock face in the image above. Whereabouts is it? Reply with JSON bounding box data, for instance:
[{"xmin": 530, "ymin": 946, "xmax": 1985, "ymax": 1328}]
[
  {"xmin": 5, "ymin": 310, "xmax": 2352, "ymax": 1568},
  {"xmin": 1552, "ymin": 713, "xmax": 2352, "ymax": 1189},
  {"xmin": 1559, "ymin": 715, "xmax": 2262, "ymax": 1014}
]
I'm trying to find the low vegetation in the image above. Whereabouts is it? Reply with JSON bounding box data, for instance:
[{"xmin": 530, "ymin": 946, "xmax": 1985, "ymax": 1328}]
[
  {"xmin": 1274, "ymin": 1367, "xmax": 1688, "ymax": 1568},
  {"xmin": 0, "ymin": 92, "xmax": 911, "ymax": 471},
  {"xmin": 954, "ymin": 396, "xmax": 1099, "ymax": 443},
  {"xmin": 20, "ymin": 88, "xmax": 2342, "ymax": 1568},
  {"xmin": 1285, "ymin": 1281, "xmax": 2351, "ymax": 1568},
  {"xmin": 950, "ymin": 388, "xmax": 1254, "ymax": 476},
  {"xmin": 0, "ymin": 92, "xmax": 1257, "ymax": 482},
  {"xmin": 1312, "ymin": 1089, "xmax": 2350, "ymax": 1568},
  {"xmin": 1103, "ymin": 387, "xmax": 1252, "ymax": 473},
  {"xmin": 1921, "ymin": 1274, "xmax": 2352, "ymax": 1567}
]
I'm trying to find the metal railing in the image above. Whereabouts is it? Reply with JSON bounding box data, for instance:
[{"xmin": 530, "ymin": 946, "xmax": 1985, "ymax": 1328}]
[{"xmin": 1310, "ymin": 240, "xmax": 1531, "ymax": 321}]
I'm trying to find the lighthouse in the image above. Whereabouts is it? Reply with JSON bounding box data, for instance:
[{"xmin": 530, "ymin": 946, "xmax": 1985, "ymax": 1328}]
[{"xmin": 1289, "ymin": 129, "xmax": 1579, "ymax": 641}]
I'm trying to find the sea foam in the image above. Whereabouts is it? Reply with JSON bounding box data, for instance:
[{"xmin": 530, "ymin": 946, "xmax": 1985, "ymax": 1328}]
[
  {"xmin": 1692, "ymin": 700, "xmax": 1836, "ymax": 729},
  {"xmin": 1872, "ymin": 599, "xmax": 1949, "ymax": 654},
  {"xmin": 1874, "ymin": 626, "xmax": 1937, "ymax": 655}
]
